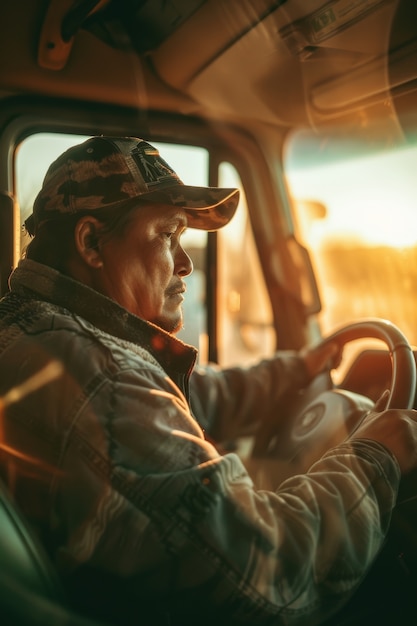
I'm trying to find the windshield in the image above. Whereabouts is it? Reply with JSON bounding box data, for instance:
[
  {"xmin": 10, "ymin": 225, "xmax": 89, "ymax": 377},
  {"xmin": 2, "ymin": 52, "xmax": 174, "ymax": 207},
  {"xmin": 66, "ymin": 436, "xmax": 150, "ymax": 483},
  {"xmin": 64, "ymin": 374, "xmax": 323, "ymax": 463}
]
[{"xmin": 284, "ymin": 131, "xmax": 417, "ymax": 358}]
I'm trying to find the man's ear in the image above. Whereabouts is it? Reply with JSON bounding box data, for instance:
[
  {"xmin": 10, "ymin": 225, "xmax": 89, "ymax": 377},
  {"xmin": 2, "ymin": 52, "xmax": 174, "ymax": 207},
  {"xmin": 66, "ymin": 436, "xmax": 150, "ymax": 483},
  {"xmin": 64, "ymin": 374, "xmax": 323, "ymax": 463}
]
[{"xmin": 74, "ymin": 217, "xmax": 103, "ymax": 268}]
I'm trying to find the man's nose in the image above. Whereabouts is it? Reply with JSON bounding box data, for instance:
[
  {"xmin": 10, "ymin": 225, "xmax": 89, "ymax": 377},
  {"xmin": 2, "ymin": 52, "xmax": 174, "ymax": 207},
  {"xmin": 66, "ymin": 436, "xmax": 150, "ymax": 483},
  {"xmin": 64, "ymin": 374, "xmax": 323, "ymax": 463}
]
[{"xmin": 176, "ymin": 246, "xmax": 193, "ymax": 277}]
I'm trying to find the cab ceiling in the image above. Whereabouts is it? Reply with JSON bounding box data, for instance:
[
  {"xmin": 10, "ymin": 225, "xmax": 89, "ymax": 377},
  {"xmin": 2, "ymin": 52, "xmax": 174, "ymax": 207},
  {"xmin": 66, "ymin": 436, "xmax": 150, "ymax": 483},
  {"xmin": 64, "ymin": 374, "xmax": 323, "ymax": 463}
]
[{"xmin": 1, "ymin": 0, "xmax": 417, "ymax": 131}]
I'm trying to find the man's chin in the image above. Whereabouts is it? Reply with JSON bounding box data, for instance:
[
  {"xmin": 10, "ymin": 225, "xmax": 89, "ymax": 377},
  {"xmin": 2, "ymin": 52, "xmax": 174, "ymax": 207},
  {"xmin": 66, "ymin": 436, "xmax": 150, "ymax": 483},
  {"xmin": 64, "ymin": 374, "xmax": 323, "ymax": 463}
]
[{"xmin": 153, "ymin": 314, "xmax": 183, "ymax": 335}]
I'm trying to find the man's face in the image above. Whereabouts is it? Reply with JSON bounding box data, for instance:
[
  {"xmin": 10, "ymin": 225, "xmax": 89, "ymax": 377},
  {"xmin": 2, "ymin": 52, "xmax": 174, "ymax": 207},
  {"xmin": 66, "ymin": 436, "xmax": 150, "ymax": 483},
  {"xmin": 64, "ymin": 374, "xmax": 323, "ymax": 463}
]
[{"xmin": 93, "ymin": 204, "xmax": 193, "ymax": 333}]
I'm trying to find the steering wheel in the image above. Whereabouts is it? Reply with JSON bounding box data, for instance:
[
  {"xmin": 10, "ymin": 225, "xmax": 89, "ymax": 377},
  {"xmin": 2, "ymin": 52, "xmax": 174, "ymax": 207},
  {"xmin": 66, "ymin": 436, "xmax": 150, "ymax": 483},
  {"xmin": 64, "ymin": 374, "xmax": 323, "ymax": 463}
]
[{"xmin": 249, "ymin": 318, "xmax": 416, "ymax": 488}]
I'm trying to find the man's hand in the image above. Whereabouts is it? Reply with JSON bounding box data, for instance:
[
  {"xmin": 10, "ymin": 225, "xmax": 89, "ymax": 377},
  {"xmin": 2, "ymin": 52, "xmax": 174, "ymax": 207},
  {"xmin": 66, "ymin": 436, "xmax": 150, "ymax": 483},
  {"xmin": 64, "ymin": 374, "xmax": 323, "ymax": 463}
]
[
  {"xmin": 299, "ymin": 343, "xmax": 417, "ymax": 474},
  {"xmin": 350, "ymin": 408, "xmax": 417, "ymax": 474},
  {"xmin": 300, "ymin": 341, "xmax": 342, "ymax": 381}
]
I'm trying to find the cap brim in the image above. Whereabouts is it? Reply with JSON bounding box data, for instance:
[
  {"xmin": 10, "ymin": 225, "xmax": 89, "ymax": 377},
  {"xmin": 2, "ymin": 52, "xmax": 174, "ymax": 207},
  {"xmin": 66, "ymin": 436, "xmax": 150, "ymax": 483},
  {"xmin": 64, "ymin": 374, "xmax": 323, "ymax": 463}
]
[
  {"xmin": 142, "ymin": 185, "xmax": 240, "ymax": 231},
  {"xmin": 24, "ymin": 185, "xmax": 240, "ymax": 236}
]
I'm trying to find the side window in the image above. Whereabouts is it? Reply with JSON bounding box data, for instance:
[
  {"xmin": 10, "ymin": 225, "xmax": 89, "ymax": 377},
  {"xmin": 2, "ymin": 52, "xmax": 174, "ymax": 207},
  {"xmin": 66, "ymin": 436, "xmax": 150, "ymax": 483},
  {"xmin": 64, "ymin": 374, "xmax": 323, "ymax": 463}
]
[
  {"xmin": 16, "ymin": 133, "xmax": 89, "ymax": 259},
  {"xmin": 15, "ymin": 133, "xmax": 275, "ymax": 366},
  {"xmin": 217, "ymin": 162, "xmax": 275, "ymax": 366}
]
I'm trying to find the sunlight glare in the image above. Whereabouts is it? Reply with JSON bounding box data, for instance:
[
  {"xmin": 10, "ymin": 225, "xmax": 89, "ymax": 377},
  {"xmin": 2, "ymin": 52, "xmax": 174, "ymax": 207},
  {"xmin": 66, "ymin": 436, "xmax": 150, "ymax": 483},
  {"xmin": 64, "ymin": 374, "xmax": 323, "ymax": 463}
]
[{"xmin": 288, "ymin": 144, "xmax": 417, "ymax": 249}]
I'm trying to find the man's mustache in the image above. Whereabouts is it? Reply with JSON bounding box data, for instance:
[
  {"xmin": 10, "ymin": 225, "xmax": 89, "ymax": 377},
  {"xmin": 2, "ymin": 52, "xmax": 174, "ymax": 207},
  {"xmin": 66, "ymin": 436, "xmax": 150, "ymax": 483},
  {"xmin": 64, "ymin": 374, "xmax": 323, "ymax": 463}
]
[{"xmin": 165, "ymin": 282, "xmax": 186, "ymax": 296}]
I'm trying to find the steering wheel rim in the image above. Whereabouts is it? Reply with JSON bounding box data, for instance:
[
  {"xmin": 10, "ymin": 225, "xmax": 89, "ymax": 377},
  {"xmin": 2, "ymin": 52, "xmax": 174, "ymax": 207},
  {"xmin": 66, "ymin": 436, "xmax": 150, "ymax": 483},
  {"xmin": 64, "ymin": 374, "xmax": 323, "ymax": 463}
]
[{"xmin": 321, "ymin": 318, "xmax": 416, "ymax": 409}]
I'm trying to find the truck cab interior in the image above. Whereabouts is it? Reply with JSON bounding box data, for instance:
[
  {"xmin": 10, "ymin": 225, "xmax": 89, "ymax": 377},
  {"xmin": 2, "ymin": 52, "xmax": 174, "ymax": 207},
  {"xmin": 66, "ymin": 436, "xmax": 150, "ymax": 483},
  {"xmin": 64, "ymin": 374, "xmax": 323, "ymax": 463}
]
[{"xmin": 1, "ymin": 0, "xmax": 417, "ymax": 624}]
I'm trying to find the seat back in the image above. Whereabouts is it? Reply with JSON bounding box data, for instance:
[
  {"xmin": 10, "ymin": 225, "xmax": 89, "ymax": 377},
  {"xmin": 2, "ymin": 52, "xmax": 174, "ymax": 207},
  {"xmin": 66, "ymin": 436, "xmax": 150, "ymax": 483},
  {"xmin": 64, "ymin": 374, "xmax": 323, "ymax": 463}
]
[
  {"xmin": 0, "ymin": 477, "xmax": 64, "ymax": 603},
  {"xmin": 0, "ymin": 191, "xmax": 14, "ymax": 297},
  {"xmin": 0, "ymin": 478, "xmax": 113, "ymax": 624}
]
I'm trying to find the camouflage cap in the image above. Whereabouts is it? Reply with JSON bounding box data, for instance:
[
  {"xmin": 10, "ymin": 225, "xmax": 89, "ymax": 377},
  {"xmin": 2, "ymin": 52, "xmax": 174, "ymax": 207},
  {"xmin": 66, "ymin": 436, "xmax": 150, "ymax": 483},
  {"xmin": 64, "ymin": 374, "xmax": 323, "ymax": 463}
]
[{"xmin": 25, "ymin": 136, "xmax": 240, "ymax": 236}]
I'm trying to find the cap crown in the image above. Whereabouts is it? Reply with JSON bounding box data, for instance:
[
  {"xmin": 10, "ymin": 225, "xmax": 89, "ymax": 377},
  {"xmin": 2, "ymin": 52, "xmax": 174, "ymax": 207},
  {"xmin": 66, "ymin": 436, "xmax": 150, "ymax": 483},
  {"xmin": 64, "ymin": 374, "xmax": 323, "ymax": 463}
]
[
  {"xmin": 34, "ymin": 137, "xmax": 182, "ymax": 216},
  {"xmin": 26, "ymin": 136, "xmax": 240, "ymax": 235}
]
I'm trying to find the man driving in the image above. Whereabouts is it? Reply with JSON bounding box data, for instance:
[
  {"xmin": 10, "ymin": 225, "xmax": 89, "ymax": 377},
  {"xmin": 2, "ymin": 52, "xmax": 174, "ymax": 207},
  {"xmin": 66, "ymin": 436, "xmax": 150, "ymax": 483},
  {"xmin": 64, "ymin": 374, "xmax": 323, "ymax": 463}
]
[{"xmin": 0, "ymin": 136, "xmax": 416, "ymax": 625}]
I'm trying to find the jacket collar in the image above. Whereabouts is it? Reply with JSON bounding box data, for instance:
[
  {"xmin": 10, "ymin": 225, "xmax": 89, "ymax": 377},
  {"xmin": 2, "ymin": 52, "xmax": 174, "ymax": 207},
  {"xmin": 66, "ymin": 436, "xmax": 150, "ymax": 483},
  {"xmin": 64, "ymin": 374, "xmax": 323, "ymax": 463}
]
[{"xmin": 9, "ymin": 259, "xmax": 197, "ymax": 380}]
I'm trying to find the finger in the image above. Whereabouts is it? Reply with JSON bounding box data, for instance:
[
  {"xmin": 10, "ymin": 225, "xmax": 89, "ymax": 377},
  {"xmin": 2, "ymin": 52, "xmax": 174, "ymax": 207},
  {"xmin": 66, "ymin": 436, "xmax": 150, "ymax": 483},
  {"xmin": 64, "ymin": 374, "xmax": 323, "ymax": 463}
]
[
  {"xmin": 331, "ymin": 344, "xmax": 343, "ymax": 369},
  {"xmin": 321, "ymin": 342, "xmax": 341, "ymax": 370},
  {"xmin": 374, "ymin": 388, "xmax": 390, "ymax": 411}
]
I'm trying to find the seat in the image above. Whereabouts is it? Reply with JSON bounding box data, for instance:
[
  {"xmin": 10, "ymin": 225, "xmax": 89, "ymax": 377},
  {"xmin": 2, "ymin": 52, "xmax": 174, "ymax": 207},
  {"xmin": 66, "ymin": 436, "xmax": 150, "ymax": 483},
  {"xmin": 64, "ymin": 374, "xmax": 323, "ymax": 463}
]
[
  {"xmin": 0, "ymin": 478, "xmax": 109, "ymax": 625},
  {"xmin": 0, "ymin": 477, "xmax": 64, "ymax": 603},
  {"xmin": 0, "ymin": 191, "xmax": 14, "ymax": 297}
]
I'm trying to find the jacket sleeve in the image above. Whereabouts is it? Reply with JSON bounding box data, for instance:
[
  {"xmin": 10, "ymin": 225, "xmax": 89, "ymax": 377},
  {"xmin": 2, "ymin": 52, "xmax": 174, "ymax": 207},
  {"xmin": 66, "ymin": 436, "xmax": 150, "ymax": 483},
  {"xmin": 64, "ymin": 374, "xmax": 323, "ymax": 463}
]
[
  {"xmin": 189, "ymin": 351, "xmax": 310, "ymax": 440},
  {"xmin": 54, "ymin": 363, "xmax": 400, "ymax": 626}
]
